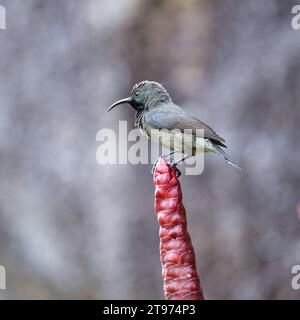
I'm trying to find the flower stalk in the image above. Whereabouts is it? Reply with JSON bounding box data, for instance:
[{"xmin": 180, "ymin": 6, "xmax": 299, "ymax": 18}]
[{"xmin": 153, "ymin": 157, "xmax": 204, "ymax": 300}]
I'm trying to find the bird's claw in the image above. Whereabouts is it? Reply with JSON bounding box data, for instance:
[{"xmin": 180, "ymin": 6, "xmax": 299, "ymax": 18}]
[
  {"xmin": 151, "ymin": 158, "xmax": 181, "ymax": 177},
  {"xmin": 151, "ymin": 159, "xmax": 159, "ymax": 174},
  {"xmin": 169, "ymin": 161, "xmax": 181, "ymax": 177}
]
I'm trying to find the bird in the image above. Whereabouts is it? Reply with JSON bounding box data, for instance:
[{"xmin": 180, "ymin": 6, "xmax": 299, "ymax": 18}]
[{"xmin": 107, "ymin": 80, "xmax": 240, "ymax": 176}]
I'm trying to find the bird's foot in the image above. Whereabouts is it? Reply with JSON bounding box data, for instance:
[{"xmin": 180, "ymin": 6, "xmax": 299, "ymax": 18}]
[
  {"xmin": 169, "ymin": 160, "xmax": 181, "ymax": 177},
  {"xmin": 151, "ymin": 158, "xmax": 159, "ymax": 174},
  {"xmin": 151, "ymin": 158, "xmax": 181, "ymax": 177}
]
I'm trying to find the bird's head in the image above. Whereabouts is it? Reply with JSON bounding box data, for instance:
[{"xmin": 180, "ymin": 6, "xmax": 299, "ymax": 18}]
[{"xmin": 107, "ymin": 81, "xmax": 171, "ymax": 113}]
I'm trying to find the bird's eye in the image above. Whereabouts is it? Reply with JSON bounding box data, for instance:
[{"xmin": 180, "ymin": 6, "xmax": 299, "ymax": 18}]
[{"xmin": 135, "ymin": 91, "xmax": 139, "ymax": 97}]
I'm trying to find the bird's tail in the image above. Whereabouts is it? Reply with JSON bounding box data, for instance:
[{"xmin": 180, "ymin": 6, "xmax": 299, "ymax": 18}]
[{"xmin": 213, "ymin": 144, "xmax": 241, "ymax": 170}]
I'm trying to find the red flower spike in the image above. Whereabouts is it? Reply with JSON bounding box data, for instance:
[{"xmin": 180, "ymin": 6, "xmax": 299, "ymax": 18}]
[{"xmin": 153, "ymin": 157, "xmax": 204, "ymax": 300}]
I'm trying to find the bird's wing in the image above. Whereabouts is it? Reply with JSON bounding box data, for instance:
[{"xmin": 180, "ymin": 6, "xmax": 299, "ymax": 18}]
[{"xmin": 144, "ymin": 104, "xmax": 227, "ymax": 147}]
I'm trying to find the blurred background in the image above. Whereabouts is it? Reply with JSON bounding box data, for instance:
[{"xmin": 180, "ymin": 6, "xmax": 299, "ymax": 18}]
[{"xmin": 0, "ymin": 0, "xmax": 299, "ymax": 299}]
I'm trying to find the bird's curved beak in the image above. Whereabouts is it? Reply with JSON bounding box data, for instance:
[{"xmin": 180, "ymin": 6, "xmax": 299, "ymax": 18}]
[{"xmin": 107, "ymin": 97, "xmax": 133, "ymax": 112}]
